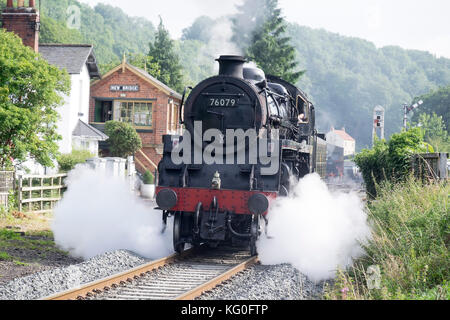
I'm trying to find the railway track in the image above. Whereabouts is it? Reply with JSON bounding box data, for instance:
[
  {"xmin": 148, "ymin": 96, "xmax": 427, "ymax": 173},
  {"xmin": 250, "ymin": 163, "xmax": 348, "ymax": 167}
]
[{"xmin": 43, "ymin": 246, "xmax": 258, "ymax": 300}]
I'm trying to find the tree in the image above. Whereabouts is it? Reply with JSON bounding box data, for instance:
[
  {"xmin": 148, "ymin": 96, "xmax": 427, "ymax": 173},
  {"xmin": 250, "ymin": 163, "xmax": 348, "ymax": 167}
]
[
  {"xmin": 127, "ymin": 53, "xmax": 161, "ymax": 80},
  {"xmin": 240, "ymin": 0, "xmax": 304, "ymax": 83},
  {"xmin": 148, "ymin": 18, "xmax": 184, "ymax": 93},
  {"xmin": 39, "ymin": 15, "xmax": 84, "ymax": 44},
  {"xmin": 0, "ymin": 29, "xmax": 70, "ymax": 169},
  {"xmin": 412, "ymin": 86, "xmax": 450, "ymax": 132},
  {"xmin": 415, "ymin": 113, "xmax": 449, "ymax": 152},
  {"xmin": 181, "ymin": 16, "xmax": 215, "ymax": 43},
  {"xmin": 232, "ymin": 0, "xmax": 273, "ymax": 49},
  {"xmin": 104, "ymin": 121, "xmax": 142, "ymax": 158}
]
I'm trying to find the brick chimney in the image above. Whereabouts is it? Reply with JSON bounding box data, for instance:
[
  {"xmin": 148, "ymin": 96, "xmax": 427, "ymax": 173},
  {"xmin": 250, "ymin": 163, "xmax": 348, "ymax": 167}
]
[{"xmin": 2, "ymin": 0, "xmax": 40, "ymax": 52}]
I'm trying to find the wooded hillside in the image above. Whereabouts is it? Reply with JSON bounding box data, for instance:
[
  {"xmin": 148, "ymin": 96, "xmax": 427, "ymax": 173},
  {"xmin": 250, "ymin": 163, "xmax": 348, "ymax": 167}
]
[{"xmin": 1, "ymin": 0, "xmax": 449, "ymax": 149}]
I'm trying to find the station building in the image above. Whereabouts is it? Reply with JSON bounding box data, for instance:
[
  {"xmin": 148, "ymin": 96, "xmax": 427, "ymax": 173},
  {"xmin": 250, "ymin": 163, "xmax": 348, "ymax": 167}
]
[
  {"xmin": 326, "ymin": 127, "xmax": 356, "ymax": 157},
  {"xmin": 89, "ymin": 58, "xmax": 182, "ymax": 174}
]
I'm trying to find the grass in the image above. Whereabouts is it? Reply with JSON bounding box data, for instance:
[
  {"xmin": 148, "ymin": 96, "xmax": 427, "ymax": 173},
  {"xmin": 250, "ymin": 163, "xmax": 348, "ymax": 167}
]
[
  {"xmin": 0, "ymin": 211, "xmax": 71, "ymax": 263},
  {"xmin": 0, "ymin": 251, "xmax": 12, "ymax": 261},
  {"xmin": 324, "ymin": 178, "xmax": 449, "ymax": 300},
  {"xmin": 0, "ymin": 209, "xmax": 53, "ymax": 233}
]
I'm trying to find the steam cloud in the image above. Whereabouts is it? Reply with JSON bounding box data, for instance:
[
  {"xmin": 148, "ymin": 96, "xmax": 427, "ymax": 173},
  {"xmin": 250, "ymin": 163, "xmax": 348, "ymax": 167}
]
[
  {"xmin": 257, "ymin": 174, "xmax": 371, "ymax": 282},
  {"xmin": 52, "ymin": 167, "xmax": 173, "ymax": 260}
]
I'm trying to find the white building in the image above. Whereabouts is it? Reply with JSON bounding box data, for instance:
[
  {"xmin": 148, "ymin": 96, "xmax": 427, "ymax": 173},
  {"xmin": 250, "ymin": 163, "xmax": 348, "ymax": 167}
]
[
  {"xmin": 18, "ymin": 45, "xmax": 107, "ymax": 175},
  {"xmin": 2, "ymin": 3, "xmax": 107, "ymax": 175},
  {"xmin": 39, "ymin": 44, "xmax": 107, "ymax": 156},
  {"xmin": 326, "ymin": 127, "xmax": 356, "ymax": 157}
]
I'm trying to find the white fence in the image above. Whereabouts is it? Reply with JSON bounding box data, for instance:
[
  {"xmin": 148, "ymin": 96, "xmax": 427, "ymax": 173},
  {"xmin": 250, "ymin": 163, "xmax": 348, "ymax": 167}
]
[{"xmin": 0, "ymin": 171, "xmax": 14, "ymax": 209}]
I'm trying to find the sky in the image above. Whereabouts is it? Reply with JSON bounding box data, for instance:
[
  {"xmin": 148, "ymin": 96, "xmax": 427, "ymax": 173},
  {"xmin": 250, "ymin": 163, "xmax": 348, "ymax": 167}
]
[{"xmin": 78, "ymin": 0, "xmax": 450, "ymax": 59}]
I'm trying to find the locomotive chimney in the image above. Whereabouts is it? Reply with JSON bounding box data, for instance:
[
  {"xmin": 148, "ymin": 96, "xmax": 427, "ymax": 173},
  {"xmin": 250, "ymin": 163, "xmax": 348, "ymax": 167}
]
[{"xmin": 216, "ymin": 55, "xmax": 246, "ymax": 78}]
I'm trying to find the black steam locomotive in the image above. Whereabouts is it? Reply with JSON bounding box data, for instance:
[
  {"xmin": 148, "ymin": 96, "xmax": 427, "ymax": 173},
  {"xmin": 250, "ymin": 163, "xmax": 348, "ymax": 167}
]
[{"xmin": 155, "ymin": 56, "xmax": 326, "ymax": 255}]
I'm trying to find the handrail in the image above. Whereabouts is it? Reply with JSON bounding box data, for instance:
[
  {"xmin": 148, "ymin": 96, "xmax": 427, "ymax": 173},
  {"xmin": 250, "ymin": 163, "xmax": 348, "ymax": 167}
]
[{"xmin": 137, "ymin": 149, "xmax": 158, "ymax": 170}]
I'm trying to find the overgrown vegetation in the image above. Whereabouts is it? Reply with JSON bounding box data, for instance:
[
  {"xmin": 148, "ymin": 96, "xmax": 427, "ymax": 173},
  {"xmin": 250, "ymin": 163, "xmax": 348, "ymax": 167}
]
[
  {"xmin": 325, "ymin": 179, "xmax": 449, "ymax": 300},
  {"xmin": 57, "ymin": 149, "xmax": 94, "ymax": 173},
  {"xmin": 105, "ymin": 121, "xmax": 142, "ymax": 158},
  {"xmin": 414, "ymin": 113, "xmax": 450, "ymax": 152},
  {"xmin": 0, "ymin": 29, "xmax": 70, "ymax": 169},
  {"xmin": 355, "ymin": 128, "xmax": 432, "ymax": 198}
]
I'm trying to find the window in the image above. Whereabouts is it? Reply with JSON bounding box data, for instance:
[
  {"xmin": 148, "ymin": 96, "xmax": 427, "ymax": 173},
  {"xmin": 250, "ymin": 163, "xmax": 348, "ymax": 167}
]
[
  {"xmin": 81, "ymin": 140, "xmax": 90, "ymax": 150},
  {"xmin": 119, "ymin": 101, "xmax": 153, "ymax": 128}
]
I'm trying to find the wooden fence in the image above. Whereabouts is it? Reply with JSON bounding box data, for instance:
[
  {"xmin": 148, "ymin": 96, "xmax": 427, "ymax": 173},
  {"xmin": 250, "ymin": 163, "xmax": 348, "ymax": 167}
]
[
  {"xmin": 18, "ymin": 174, "xmax": 67, "ymax": 214},
  {"xmin": 411, "ymin": 153, "xmax": 448, "ymax": 181},
  {"xmin": 0, "ymin": 171, "xmax": 14, "ymax": 209}
]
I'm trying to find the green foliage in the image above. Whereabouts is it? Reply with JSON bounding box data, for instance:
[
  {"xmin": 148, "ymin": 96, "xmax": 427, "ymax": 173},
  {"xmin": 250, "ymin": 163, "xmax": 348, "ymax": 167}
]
[
  {"xmin": 22, "ymin": 0, "xmax": 156, "ymax": 63},
  {"xmin": 4, "ymin": 0, "xmax": 448, "ymax": 151},
  {"xmin": 105, "ymin": 121, "xmax": 142, "ymax": 158},
  {"xmin": 415, "ymin": 113, "xmax": 449, "ymax": 152},
  {"xmin": 412, "ymin": 85, "xmax": 450, "ymax": 135},
  {"xmin": 128, "ymin": 53, "xmax": 162, "ymax": 80},
  {"xmin": 354, "ymin": 128, "xmax": 431, "ymax": 197},
  {"xmin": 39, "ymin": 15, "xmax": 83, "ymax": 44},
  {"xmin": 143, "ymin": 170, "xmax": 154, "ymax": 185},
  {"xmin": 286, "ymin": 24, "xmax": 450, "ymax": 150},
  {"xmin": 148, "ymin": 18, "xmax": 184, "ymax": 93},
  {"xmin": 57, "ymin": 149, "xmax": 94, "ymax": 173},
  {"xmin": 0, "ymin": 251, "xmax": 12, "ymax": 261},
  {"xmin": 181, "ymin": 16, "xmax": 215, "ymax": 43},
  {"xmin": 325, "ymin": 179, "xmax": 450, "ymax": 300},
  {"xmin": 0, "ymin": 29, "xmax": 70, "ymax": 169},
  {"xmin": 175, "ymin": 40, "xmax": 215, "ymax": 87},
  {"xmin": 237, "ymin": 0, "xmax": 304, "ymax": 83},
  {"xmin": 232, "ymin": 0, "xmax": 275, "ymax": 47}
]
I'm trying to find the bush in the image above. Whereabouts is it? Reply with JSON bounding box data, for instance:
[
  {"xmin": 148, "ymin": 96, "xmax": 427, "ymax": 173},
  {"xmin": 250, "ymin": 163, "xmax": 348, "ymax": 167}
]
[
  {"xmin": 355, "ymin": 128, "xmax": 431, "ymax": 198},
  {"xmin": 325, "ymin": 178, "xmax": 450, "ymax": 300},
  {"xmin": 143, "ymin": 170, "xmax": 154, "ymax": 185},
  {"xmin": 105, "ymin": 121, "xmax": 142, "ymax": 158},
  {"xmin": 57, "ymin": 149, "xmax": 94, "ymax": 173}
]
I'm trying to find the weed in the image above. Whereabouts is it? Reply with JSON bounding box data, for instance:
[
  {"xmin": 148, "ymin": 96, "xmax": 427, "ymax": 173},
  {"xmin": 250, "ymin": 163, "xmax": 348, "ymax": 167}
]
[{"xmin": 325, "ymin": 178, "xmax": 449, "ymax": 300}]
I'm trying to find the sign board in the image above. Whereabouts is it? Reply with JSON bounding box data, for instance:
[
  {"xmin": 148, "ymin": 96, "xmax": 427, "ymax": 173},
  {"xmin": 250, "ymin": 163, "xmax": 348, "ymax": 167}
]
[{"xmin": 110, "ymin": 85, "xmax": 140, "ymax": 92}]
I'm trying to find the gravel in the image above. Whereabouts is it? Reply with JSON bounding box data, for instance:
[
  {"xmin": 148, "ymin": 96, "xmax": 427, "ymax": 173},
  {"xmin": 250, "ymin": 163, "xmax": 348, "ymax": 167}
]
[
  {"xmin": 199, "ymin": 264, "xmax": 327, "ymax": 300},
  {"xmin": 0, "ymin": 250, "xmax": 327, "ymax": 300},
  {"xmin": 0, "ymin": 250, "xmax": 150, "ymax": 300}
]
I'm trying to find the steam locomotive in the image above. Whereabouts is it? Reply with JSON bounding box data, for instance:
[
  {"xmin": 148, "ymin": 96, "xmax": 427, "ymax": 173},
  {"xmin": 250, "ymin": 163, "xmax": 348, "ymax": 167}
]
[{"xmin": 155, "ymin": 56, "xmax": 326, "ymax": 255}]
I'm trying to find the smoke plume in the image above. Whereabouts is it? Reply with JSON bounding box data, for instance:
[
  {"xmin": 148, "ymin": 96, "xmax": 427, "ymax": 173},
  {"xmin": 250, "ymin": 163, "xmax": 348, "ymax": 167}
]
[
  {"xmin": 257, "ymin": 174, "xmax": 371, "ymax": 282},
  {"xmin": 52, "ymin": 166, "xmax": 173, "ymax": 260}
]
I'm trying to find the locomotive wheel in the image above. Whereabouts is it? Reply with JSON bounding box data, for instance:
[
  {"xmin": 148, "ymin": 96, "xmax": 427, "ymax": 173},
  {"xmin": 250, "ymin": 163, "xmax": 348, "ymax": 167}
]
[
  {"xmin": 250, "ymin": 214, "xmax": 259, "ymax": 256},
  {"xmin": 173, "ymin": 213, "xmax": 185, "ymax": 253}
]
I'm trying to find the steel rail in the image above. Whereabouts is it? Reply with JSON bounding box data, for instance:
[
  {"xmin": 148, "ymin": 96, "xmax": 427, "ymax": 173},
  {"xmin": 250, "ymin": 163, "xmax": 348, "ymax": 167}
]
[
  {"xmin": 42, "ymin": 248, "xmax": 257, "ymax": 301},
  {"xmin": 42, "ymin": 248, "xmax": 195, "ymax": 301},
  {"xmin": 175, "ymin": 256, "xmax": 258, "ymax": 300}
]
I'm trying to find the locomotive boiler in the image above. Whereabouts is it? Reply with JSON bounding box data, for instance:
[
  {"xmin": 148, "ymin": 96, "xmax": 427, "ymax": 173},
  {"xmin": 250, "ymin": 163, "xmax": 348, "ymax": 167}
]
[{"xmin": 155, "ymin": 56, "xmax": 326, "ymax": 255}]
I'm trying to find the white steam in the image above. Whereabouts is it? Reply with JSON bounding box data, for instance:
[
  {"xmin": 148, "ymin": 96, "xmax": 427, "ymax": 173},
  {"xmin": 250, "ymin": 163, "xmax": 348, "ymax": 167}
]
[
  {"xmin": 257, "ymin": 174, "xmax": 371, "ymax": 282},
  {"xmin": 52, "ymin": 167, "xmax": 173, "ymax": 260}
]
